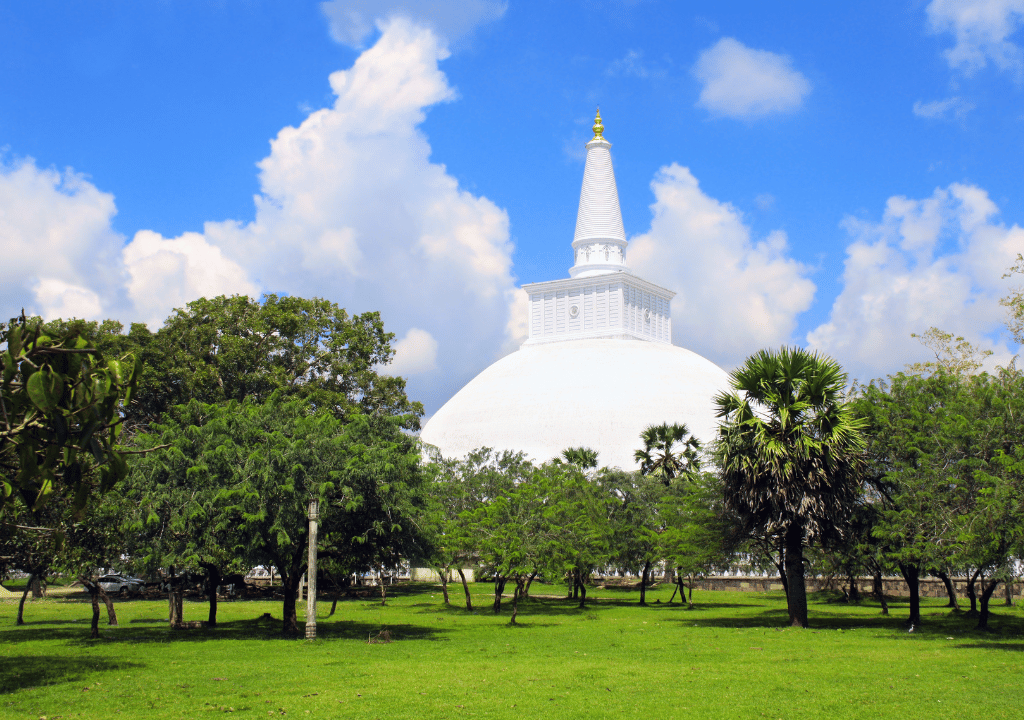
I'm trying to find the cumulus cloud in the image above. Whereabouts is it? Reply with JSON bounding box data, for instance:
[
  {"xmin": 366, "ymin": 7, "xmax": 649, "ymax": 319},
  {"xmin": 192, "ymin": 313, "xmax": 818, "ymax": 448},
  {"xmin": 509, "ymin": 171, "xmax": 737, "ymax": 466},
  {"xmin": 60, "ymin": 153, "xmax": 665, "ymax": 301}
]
[
  {"xmin": 320, "ymin": 0, "xmax": 505, "ymax": 48},
  {"xmin": 927, "ymin": 0, "xmax": 1024, "ymax": 78},
  {"xmin": 627, "ymin": 164, "xmax": 816, "ymax": 369},
  {"xmin": 122, "ymin": 230, "xmax": 258, "ymax": 327},
  {"xmin": 912, "ymin": 96, "xmax": 976, "ymax": 120},
  {"xmin": 0, "ymin": 157, "xmax": 127, "ymax": 322},
  {"xmin": 132, "ymin": 18, "xmax": 516, "ymax": 410},
  {"xmin": 806, "ymin": 183, "xmax": 1023, "ymax": 382},
  {"xmin": 387, "ymin": 327, "xmax": 439, "ymax": 375},
  {"xmin": 692, "ymin": 38, "xmax": 811, "ymax": 119},
  {"xmin": 2, "ymin": 20, "xmax": 516, "ymax": 416}
]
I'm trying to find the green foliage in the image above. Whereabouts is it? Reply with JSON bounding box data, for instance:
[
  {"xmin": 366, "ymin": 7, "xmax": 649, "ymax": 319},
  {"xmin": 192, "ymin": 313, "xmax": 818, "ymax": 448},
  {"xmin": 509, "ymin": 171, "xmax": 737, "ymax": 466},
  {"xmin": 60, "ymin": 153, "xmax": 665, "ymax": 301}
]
[
  {"xmin": 0, "ymin": 313, "xmax": 140, "ymax": 517},
  {"xmin": 714, "ymin": 346, "xmax": 866, "ymax": 542},
  {"xmin": 715, "ymin": 346, "xmax": 866, "ymax": 627},
  {"xmin": 128, "ymin": 392, "xmax": 427, "ymax": 632},
  {"xmin": 854, "ymin": 366, "xmax": 1024, "ymax": 626},
  {"xmin": 634, "ymin": 422, "xmax": 700, "ymax": 482},
  {"xmin": 659, "ymin": 472, "xmax": 742, "ymax": 604},
  {"xmin": 906, "ymin": 326, "xmax": 993, "ymax": 378},
  {"xmin": 1001, "ymin": 253, "xmax": 1024, "ymax": 344}
]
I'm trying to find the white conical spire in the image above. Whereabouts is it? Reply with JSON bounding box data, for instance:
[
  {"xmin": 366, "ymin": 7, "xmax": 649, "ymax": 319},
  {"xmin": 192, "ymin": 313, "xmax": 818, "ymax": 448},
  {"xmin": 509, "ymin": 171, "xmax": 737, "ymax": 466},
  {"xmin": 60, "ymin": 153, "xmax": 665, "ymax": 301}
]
[{"xmin": 570, "ymin": 109, "xmax": 628, "ymax": 278}]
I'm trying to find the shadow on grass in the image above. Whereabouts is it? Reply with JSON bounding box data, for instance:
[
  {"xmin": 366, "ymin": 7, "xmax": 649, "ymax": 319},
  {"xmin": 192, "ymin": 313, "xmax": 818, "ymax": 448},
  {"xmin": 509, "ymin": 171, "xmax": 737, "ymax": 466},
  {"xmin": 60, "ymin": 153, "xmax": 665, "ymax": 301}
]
[
  {"xmin": 0, "ymin": 615, "xmax": 452, "ymax": 646},
  {"xmin": 0, "ymin": 655, "xmax": 144, "ymax": 694}
]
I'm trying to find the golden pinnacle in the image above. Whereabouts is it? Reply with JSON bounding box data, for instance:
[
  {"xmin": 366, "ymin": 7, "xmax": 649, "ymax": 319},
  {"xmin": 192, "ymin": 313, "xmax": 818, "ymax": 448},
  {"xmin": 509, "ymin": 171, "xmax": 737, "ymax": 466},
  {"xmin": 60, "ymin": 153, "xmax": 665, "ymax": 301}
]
[{"xmin": 593, "ymin": 108, "xmax": 604, "ymax": 139}]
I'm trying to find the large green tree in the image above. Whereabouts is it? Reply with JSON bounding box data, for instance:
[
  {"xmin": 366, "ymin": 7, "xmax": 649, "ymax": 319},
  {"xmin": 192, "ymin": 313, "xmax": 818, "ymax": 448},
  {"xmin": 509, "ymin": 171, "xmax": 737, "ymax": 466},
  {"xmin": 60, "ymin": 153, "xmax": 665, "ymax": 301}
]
[{"xmin": 715, "ymin": 347, "xmax": 866, "ymax": 628}]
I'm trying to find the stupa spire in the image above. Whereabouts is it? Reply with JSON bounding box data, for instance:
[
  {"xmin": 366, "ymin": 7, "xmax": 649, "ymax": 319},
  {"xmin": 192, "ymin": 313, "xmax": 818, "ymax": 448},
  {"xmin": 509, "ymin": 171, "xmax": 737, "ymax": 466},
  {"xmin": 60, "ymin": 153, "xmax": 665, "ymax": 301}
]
[{"xmin": 570, "ymin": 108, "xmax": 627, "ymax": 279}]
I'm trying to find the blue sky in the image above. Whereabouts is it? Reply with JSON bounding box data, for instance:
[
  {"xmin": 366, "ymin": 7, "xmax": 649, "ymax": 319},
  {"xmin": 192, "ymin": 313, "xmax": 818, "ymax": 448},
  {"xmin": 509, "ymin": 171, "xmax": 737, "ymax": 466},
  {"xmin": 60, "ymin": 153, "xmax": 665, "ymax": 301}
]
[{"xmin": 1, "ymin": 1, "xmax": 1022, "ymax": 414}]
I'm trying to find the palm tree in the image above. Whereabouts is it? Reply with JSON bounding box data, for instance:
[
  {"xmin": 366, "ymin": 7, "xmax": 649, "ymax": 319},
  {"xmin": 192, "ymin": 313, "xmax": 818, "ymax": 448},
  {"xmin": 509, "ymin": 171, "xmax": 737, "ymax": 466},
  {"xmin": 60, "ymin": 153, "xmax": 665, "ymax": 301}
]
[
  {"xmin": 714, "ymin": 347, "xmax": 865, "ymax": 628},
  {"xmin": 633, "ymin": 423, "xmax": 702, "ymax": 591},
  {"xmin": 561, "ymin": 446, "xmax": 599, "ymax": 470},
  {"xmin": 634, "ymin": 423, "xmax": 701, "ymax": 483}
]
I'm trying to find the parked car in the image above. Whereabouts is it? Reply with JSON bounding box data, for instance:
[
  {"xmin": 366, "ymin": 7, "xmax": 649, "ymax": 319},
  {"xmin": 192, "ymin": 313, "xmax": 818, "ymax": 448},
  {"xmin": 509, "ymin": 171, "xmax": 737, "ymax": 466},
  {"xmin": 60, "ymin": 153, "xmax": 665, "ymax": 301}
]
[{"xmin": 97, "ymin": 574, "xmax": 145, "ymax": 595}]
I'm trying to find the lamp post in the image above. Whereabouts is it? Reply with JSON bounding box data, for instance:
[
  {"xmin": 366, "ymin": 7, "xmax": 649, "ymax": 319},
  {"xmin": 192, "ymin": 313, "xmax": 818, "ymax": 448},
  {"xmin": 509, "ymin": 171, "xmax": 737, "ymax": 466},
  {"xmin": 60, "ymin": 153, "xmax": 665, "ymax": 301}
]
[{"xmin": 305, "ymin": 498, "xmax": 319, "ymax": 639}]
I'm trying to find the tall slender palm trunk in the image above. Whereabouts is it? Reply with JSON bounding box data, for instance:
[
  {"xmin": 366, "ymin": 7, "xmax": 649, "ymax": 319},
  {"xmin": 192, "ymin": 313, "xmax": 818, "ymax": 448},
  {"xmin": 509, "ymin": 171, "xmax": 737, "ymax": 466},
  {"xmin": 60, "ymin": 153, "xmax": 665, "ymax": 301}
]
[{"xmin": 784, "ymin": 522, "xmax": 808, "ymax": 628}]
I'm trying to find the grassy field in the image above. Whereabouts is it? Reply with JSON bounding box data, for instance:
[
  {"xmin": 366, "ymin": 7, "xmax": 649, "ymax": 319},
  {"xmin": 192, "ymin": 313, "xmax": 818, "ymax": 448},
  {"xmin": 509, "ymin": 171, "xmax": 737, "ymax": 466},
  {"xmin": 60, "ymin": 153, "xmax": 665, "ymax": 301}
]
[{"xmin": 2, "ymin": 582, "xmax": 1023, "ymax": 719}]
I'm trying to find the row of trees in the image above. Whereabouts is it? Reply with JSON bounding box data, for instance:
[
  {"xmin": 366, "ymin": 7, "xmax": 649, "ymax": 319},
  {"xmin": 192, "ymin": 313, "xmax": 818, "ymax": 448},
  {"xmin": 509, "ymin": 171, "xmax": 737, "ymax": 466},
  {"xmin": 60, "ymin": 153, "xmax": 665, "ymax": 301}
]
[{"xmin": 2, "ymin": 253, "xmax": 1022, "ymax": 633}]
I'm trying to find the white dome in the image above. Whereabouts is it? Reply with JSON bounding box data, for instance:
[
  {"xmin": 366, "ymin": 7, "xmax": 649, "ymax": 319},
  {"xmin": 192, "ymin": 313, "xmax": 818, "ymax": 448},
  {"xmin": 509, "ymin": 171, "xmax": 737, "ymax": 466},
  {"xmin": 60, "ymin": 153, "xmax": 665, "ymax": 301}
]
[{"xmin": 421, "ymin": 338, "xmax": 731, "ymax": 470}]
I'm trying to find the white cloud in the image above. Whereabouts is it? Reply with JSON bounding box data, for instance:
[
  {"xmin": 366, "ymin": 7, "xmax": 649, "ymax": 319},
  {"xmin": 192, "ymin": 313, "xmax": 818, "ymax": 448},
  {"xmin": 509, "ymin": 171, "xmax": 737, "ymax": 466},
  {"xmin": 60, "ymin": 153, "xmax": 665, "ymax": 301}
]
[
  {"xmin": 152, "ymin": 18, "xmax": 517, "ymax": 408},
  {"xmin": 1, "ymin": 20, "xmax": 517, "ymax": 415},
  {"xmin": 32, "ymin": 279, "xmax": 103, "ymax": 321},
  {"xmin": 806, "ymin": 183, "xmax": 1023, "ymax": 382},
  {"xmin": 692, "ymin": 38, "xmax": 811, "ymax": 119},
  {"xmin": 912, "ymin": 96, "xmax": 976, "ymax": 120},
  {"xmin": 927, "ymin": 0, "xmax": 1024, "ymax": 78},
  {"xmin": 320, "ymin": 0, "xmax": 505, "ymax": 48},
  {"xmin": 387, "ymin": 327, "xmax": 439, "ymax": 375},
  {"xmin": 122, "ymin": 230, "xmax": 259, "ymax": 327},
  {"xmin": 606, "ymin": 50, "xmax": 662, "ymax": 79},
  {"xmin": 0, "ymin": 157, "xmax": 127, "ymax": 322},
  {"xmin": 628, "ymin": 164, "xmax": 816, "ymax": 369}
]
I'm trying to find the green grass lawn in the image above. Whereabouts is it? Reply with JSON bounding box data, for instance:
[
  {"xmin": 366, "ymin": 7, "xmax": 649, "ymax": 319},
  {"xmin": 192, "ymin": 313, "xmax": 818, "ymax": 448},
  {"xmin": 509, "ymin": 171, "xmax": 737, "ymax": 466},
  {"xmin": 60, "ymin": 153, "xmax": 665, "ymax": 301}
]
[{"xmin": 2, "ymin": 582, "xmax": 1022, "ymax": 719}]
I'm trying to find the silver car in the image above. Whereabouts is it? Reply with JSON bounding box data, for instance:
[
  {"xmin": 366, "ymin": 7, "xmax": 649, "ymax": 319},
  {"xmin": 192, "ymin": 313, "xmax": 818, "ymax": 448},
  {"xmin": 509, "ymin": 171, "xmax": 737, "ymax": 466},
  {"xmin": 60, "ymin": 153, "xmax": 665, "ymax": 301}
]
[{"xmin": 97, "ymin": 574, "xmax": 145, "ymax": 595}]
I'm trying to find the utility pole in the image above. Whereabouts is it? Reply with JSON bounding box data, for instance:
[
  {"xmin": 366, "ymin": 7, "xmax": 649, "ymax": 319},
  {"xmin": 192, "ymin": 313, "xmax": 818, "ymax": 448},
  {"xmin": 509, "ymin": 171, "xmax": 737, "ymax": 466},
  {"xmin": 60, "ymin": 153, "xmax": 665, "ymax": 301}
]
[{"xmin": 305, "ymin": 498, "xmax": 319, "ymax": 639}]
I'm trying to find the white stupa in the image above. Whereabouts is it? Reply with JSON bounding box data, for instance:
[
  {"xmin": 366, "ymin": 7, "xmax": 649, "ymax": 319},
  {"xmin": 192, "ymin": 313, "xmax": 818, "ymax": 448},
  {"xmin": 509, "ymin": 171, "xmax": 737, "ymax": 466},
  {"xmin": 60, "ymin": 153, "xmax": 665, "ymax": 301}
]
[{"xmin": 421, "ymin": 111, "xmax": 730, "ymax": 469}]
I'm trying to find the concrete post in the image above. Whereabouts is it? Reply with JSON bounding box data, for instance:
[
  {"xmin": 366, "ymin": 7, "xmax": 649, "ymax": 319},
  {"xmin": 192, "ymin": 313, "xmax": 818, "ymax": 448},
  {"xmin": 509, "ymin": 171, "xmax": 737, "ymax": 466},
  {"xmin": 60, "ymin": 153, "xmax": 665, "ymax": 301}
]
[{"xmin": 305, "ymin": 499, "xmax": 319, "ymax": 640}]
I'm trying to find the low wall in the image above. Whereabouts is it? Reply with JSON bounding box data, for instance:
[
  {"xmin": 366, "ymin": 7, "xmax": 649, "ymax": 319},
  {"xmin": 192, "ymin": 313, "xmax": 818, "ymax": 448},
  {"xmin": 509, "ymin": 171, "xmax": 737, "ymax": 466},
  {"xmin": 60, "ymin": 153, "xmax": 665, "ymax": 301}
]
[{"xmin": 684, "ymin": 575, "xmax": 1022, "ymax": 600}]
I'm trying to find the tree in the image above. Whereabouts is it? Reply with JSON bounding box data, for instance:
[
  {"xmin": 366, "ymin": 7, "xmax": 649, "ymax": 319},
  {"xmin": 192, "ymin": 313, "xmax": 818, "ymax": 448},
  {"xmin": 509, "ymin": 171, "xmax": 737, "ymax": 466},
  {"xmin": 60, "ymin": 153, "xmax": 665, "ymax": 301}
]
[
  {"xmin": 560, "ymin": 447, "xmax": 599, "ymax": 471},
  {"xmin": 1, "ymin": 312, "xmax": 141, "ymax": 518},
  {"xmin": 602, "ymin": 469, "xmax": 664, "ymax": 605},
  {"xmin": 124, "ymin": 400, "xmax": 254, "ymax": 627},
  {"xmin": 227, "ymin": 393, "xmax": 426, "ymax": 633},
  {"xmin": 634, "ymin": 423, "xmax": 700, "ymax": 483},
  {"xmin": 132, "ymin": 294, "xmax": 421, "ymax": 430},
  {"xmin": 715, "ymin": 347, "xmax": 866, "ymax": 628},
  {"xmin": 33, "ymin": 295, "xmax": 423, "ymax": 436},
  {"xmin": 659, "ymin": 472, "xmax": 741, "ymax": 608},
  {"xmin": 421, "ymin": 449, "xmax": 529, "ymax": 609},
  {"xmin": 858, "ymin": 367, "xmax": 1024, "ymax": 630},
  {"xmin": 1001, "ymin": 253, "xmax": 1024, "ymax": 344},
  {"xmin": 464, "ymin": 461, "xmax": 548, "ymax": 624},
  {"xmin": 906, "ymin": 327, "xmax": 993, "ymax": 378}
]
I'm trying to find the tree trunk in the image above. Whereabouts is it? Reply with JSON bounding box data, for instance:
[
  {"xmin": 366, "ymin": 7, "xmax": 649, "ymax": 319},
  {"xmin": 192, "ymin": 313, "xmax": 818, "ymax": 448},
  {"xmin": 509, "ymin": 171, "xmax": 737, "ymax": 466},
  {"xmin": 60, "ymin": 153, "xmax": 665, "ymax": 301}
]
[
  {"xmin": 977, "ymin": 577, "xmax": 1001, "ymax": 630},
  {"xmin": 1006, "ymin": 580, "xmax": 1014, "ymax": 606},
  {"xmin": 846, "ymin": 572, "xmax": 860, "ymax": 603},
  {"xmin": 201, "ymin": 564, "xmax": 222, "ymax": 627},
  {"xmin": 439, "ymin": 567, "xmax": 450, "ymax": 605},
  {"xmin": 29, "ymin": 574, "xmax": 42, "ymax": 599},
  {"xmin": 639, "ymin": 560, "xmax": 650, "ymax": 606},
  {"xmin": 282, "ymin": 571, "xmax": 302, "ymax": 634},
  {"xmin": 899, "ymin": 563, "xmax": 921, "ymax": 627},
  {"xmin": 872, "ymin": 568, "xmax": 888, "ymax": 615},
  {"xmin": 16, "ymin": 572, "xmax": 33, "ymax": 625},
  {"xmin": 783, "ymin": 522, "xmax": 808, "ymax": 628},
  {"xmin": 81, "ymin": 577, "xmax": 101, "ymax": 639},
  {"xmin": 510, "ymin": 577, "xmax": 525, "ymax": 625},
  {"xmin": 99, "ymin": 587, "xmax": 118, "ymax": 626},
  {"xmin": 934, "ymin": 569, "xmax": 958, "ymax": 609},
  {"xmin": 687, "ymin": 578, "xmax": 694, "ymax": 609},
  {"xmin": 578, "ymin": 578, "xmax": 588, "ymax": 609},
  {"xmin": 493, "ymin": 576, "xmax": 506, "ymax": 614},
  {"xmin": 965, "ymin": 569, "xmax": 981, "ymax": 614},
  {"xmin": 378, "ymin": 567, "xmax": 387, "ymax": 606},
  {"xmin": 457, "ymin": 568, "xmax": 473, "ymax": 611},
  {"xmin": 674, "ymin": 574, "xmax": 686, "ymax": 606},
  {"xmin": 771, "ymin": 548, "xmax": 788, "ymax": 601},
  {"xmin": 524, "ymin": 570, "xmax": 537, "ymax": 599}
]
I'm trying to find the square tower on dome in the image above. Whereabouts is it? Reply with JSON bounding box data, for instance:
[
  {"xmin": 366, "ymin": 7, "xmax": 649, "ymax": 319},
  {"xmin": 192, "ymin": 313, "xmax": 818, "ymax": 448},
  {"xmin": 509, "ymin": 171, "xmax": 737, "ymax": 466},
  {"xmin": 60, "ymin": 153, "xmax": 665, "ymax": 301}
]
[{"xmin": 522, "ymin": 109, "xmax": 674, "ymax": 346}]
